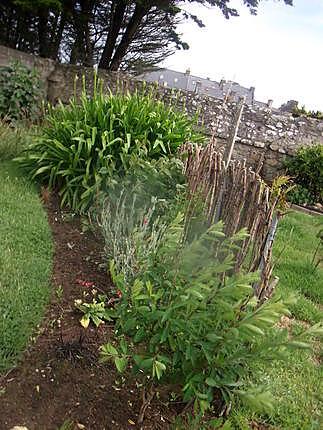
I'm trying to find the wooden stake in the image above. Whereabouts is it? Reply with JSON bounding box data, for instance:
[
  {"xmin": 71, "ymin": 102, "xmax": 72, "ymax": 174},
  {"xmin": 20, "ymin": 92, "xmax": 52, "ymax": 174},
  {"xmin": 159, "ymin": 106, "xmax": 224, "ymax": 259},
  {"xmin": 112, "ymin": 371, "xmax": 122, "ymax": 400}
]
[{"xmin": 223, "ymin": 95, "xmax": 246, "ymax": 169}]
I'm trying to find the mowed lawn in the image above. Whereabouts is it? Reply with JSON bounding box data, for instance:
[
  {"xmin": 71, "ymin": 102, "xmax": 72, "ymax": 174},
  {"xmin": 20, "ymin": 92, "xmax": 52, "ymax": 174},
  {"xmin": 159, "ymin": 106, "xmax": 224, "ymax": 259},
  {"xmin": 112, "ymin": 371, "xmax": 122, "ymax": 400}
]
[
  {"xmin": 275, "ymin": 211, "xmax": 323, "ymax": 323},
  {"xmin": 0, "ymin": 162, "xmax": 52, "ymax": 371},
  {"xmin": 233, "ymin": 211, "xmax": 322, "ymax": 430}
]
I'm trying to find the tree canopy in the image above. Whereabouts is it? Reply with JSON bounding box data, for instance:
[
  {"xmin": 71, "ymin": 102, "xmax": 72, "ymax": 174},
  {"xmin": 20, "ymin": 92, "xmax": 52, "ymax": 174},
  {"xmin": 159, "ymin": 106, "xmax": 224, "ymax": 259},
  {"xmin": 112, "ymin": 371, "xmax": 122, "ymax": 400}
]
[{"xmin": 0, "ymin": 1, "xmax": 293, "ymax": 73}]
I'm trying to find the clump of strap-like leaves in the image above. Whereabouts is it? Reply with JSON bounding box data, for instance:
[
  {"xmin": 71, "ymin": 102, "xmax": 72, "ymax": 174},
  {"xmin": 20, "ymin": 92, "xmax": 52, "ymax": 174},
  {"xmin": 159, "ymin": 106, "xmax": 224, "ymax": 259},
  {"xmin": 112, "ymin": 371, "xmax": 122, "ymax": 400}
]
[{"xmin": 17, "ymin": 76, "xmax": 204, "ymax": 212}]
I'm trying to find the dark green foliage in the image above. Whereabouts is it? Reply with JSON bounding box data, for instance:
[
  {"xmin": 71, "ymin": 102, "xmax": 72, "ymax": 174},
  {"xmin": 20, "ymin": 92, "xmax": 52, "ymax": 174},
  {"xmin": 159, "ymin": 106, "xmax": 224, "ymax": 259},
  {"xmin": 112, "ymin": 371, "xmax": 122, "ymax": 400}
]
[
  {"xmin": 0, "ymin": 61, "xmax": 43, "ymax": 122},
  {"xmin": 17, "ymin": 79, "xmax": 204, "ymax": 212},
  {"xmin": 100, "ymin": 216, "xmax": 320, "ymax": 414},
  {"xmin": 287, "ymin": 184, "xmax": 316, "ymax": 206},
  {"xmin": 0, "ymin": 1, "xmax": 293, "ymax": 71},
  {"xmin": 284, "ymin": 145, "xmax": 323, "ymax": 204}
]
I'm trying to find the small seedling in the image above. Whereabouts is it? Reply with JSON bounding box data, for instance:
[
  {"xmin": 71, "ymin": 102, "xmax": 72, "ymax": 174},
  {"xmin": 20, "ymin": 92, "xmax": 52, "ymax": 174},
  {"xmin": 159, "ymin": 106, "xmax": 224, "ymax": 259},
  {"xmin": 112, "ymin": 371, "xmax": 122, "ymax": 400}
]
[
  {"xmin": 55, "ymin": 285, "xmax": 64, "ymax": 301},
  {"xmin": 74, "ymin": 299, "xmax": 113, "ymax": 328}
]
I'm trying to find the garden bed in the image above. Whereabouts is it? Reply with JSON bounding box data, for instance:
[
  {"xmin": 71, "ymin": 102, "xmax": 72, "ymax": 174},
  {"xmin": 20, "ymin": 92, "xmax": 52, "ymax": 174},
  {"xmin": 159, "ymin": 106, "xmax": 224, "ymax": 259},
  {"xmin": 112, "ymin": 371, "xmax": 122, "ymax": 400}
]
[{"xmin": 0, "ymin": 193, "xmax": 175, "ymax": 430}]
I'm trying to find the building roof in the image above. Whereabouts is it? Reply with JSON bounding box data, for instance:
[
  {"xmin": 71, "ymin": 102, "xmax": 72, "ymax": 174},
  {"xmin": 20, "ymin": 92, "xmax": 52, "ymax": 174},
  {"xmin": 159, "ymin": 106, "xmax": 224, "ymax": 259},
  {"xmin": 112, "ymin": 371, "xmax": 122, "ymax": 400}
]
[{"xmin": 139, "ymin": 68, "xmax": 270, "ymax": 108}]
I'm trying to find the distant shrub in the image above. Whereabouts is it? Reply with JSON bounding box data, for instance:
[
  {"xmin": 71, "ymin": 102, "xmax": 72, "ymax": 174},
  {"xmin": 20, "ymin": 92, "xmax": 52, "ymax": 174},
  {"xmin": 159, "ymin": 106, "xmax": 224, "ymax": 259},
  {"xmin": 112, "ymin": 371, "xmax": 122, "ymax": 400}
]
[
  {"xmin": 0, "ymin": 122, "xmax": 34, "ymax": 161},
  {"xmin": 292, "ymin": 105, "xmax": 323, "ymax": 120},
  {"xmin": 0, "ymin": 61, "xmax": 42, "ymax": 122},
  {"xmin": 284, "ymin": 145, "xmax": 323, "ymax": 204},
  {"xmin": 17, "ymin": 78, "xmax": 204, "ymax": 212},
  {"xmin": 287, "ymin": 184, "xmax": 315, "ymax": 206}
]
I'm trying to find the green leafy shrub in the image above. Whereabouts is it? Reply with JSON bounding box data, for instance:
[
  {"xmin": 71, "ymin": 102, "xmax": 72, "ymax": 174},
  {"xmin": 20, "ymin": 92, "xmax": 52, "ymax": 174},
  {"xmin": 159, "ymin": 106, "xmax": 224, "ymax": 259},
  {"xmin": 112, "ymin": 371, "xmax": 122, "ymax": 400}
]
[
  {"xmin": 0, "ymin": 122, "xmax": 35, "ymax": 161},
  {"xmin": 287, "ymin": 184, "xmax": 315, "ymax": 206},
  {"xmin": 100, "ymin": 215, "xmax": 321, "ymax": 416},
  {"xmin": 17, "ymin": 78, "xmax": 204, "ymax": 212},
  {"xmin": 0, "ymin": 61, "xmax": 42, "ymax": 122},
  {"xmin": 284, "ymin": 145, "xmax": 323, "ymax": 204}
]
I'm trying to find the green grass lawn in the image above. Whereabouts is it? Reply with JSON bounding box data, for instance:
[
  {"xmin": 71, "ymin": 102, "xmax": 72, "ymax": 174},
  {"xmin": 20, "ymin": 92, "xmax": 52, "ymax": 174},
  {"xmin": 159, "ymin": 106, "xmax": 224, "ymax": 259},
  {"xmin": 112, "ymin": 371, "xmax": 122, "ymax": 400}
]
[
  {"xmin": 275, "ymin": 212, "xmax": 323, "ymax": 323},
  {"xmin": 232, "ymin": 211, "xmax": 322, "ymax": 430},
  {"xmin": 0, "ymin": 161, "xmax": 52, "ymax": 372}
]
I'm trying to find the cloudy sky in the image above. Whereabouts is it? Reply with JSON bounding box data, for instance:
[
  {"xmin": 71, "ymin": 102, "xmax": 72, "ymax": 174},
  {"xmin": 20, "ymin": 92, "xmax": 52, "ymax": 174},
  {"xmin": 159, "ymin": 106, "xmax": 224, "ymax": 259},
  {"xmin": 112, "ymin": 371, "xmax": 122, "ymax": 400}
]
[{"xmin": 163, "ymin": 0, "xmax": 323, "ymax": 110}]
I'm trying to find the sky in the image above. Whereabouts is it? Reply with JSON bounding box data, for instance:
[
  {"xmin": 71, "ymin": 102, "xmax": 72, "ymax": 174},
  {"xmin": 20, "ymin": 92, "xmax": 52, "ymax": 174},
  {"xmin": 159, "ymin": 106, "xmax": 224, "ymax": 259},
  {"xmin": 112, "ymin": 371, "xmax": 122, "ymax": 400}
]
[{"xmin": 163, "ymin": 0, "xmax": 323, "ymax": 110}]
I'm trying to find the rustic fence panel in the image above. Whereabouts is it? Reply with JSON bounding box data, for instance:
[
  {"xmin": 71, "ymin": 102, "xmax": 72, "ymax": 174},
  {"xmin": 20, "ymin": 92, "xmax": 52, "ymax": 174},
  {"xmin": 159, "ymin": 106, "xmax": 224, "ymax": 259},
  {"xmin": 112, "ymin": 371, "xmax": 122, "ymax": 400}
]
[{"xmin": 181, "ymin": 140, "xmax": 281, "ymax": 300}]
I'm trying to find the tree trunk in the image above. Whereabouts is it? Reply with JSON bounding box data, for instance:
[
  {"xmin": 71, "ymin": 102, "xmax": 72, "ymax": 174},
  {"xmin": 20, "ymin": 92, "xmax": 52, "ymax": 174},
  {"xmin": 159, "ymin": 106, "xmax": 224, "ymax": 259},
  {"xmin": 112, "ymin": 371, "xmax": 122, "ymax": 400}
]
[
  {"xmin": 109, "ymin": 4, "xmax": 148, "ymax": 71},
  {"xmin": 81, "ymin": 0, "xmax": 95, "ymax": 66},
  {"xmin": 49, "ymin": 12, "xmax": 66, "ymax": 60},
  {"xmin": 38, "ymin": 7, "xmax": 50, "ymax": 57},
  {"xmin": 69, "ymin": 0, "xmax": 95, "ymax": 66},
  {"xmin": 98, "ymin": 0, "xmax": 127, "ymax": 69}
]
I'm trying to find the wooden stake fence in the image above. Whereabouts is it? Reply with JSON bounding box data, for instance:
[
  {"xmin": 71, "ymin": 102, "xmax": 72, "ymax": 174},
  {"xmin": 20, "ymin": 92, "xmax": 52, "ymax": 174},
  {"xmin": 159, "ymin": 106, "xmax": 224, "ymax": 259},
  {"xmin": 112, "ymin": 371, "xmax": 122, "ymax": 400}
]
[{"xmin": 181, "ymin": 140, "xmax": 281, "ymax": 301}]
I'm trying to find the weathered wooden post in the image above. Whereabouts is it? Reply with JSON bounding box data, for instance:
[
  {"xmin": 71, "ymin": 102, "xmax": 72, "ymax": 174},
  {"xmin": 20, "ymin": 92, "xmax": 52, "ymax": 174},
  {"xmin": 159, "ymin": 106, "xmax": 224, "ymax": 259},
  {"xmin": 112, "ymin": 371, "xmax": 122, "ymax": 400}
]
[
  {"xmin": 223, "ymin": 95, "xmax": 246, "ymax": 168},
  {"xmin": 214, "ymin": 96, "xmax": 246, "ymax": 222}
]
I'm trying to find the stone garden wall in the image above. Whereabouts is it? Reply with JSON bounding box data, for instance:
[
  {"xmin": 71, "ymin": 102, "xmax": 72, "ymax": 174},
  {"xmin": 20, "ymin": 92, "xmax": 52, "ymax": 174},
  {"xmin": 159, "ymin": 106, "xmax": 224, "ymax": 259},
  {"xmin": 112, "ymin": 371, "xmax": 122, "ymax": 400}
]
[
  {"xmin": 1, "ymin": 44, "xmax": 322, "ymax": 181},
  {"xmin": 0, "ymin": 45, "xmax": 55, "ymax": 93}
]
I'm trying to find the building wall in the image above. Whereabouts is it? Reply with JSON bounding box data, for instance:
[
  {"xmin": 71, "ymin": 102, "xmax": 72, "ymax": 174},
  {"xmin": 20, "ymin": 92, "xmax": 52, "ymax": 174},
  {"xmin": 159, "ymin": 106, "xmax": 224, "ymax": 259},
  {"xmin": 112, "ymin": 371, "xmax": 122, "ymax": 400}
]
[{"xmin": 1, "ymin": 45, "xmax": 322, "ymax": 181}]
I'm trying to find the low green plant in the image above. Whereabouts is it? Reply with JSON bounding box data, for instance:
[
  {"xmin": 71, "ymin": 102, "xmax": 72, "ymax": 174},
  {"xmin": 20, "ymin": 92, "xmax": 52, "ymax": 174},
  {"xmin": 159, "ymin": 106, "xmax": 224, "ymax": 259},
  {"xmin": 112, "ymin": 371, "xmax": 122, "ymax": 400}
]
[
  {"xmin": 17, "ymin": 76, "xmax": 204, "ymax": 212},
  {"xmin": 0, "ymin": 61, "xmax": 43, "ymax": 122},
  {"xmin": 284, "ymin": 145, "xmax": 323, "ymax": 204},
  {"xmin": 74, "ymin": 298, "xmax": 111, "ymax": 328},
  {"xmin": 57, "ymin": 420, "xmax": 74, "ymax": 430},
  {"xmin": 172, "ymin": 414, "xmax": 233, "ymax": 429},
  {"xmin": 100, "ymin": 215, "xmax": 321, "ymax": 418},
  {"xmin": 55, "ymin": 285, "xmax": 64, "ymax": 301}
]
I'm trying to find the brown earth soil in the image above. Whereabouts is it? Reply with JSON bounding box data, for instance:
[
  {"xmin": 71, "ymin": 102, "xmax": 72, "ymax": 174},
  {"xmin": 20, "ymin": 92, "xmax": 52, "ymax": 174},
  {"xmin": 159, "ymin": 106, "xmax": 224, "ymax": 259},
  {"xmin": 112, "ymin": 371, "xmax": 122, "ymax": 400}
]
[{"xmin": 0, "ymin": 194, "xmax": 175, "ymax": 430}]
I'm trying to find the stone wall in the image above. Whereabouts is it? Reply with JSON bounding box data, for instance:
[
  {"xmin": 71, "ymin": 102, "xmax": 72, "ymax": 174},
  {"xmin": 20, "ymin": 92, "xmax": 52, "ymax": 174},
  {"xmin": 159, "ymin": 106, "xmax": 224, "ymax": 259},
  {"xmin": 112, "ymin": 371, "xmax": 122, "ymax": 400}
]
[
  {"xmin": 1, "ymin": 45, "xmax": 323, "ymax": 181},
  {"xmin": 0, "ymin": 45, "xmax": 55, "ymax": 93}
]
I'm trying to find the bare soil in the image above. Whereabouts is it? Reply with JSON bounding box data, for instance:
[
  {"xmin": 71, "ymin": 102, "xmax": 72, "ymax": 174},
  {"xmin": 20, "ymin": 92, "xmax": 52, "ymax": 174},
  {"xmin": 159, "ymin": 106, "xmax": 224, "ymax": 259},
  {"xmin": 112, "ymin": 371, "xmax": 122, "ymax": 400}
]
[{"xmin": 0, "ymin": 194, "xmax": 174, "ymax": 430}]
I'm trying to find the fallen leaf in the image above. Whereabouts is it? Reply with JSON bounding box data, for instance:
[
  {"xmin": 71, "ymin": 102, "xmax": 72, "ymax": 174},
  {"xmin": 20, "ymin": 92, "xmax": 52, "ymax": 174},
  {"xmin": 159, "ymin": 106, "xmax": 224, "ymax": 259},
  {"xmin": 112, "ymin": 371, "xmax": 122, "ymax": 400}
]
[
  {"xmin": 76, "ymin": 279, "xmax": 95, "ymax": 288},
  {"xmin": 112, "ymin": 385, "xmax": 121, "ymax": 391},
  {"xmin": 10, "ymin": 427, "xmax": 29, "ymax": 430}
]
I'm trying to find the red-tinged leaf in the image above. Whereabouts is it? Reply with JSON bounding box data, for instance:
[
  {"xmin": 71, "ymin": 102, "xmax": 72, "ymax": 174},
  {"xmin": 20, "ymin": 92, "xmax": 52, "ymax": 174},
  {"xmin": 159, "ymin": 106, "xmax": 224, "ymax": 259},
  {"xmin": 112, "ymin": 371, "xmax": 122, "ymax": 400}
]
[
  {"xmin": 85, "ymin": 281, "xmax": 95, "ymax": 287},
  {"xmin": 76, "ymin": 279, "xmax": 95, "ymax": 288}
]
